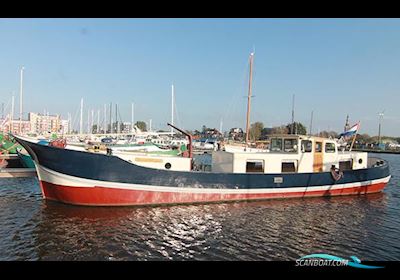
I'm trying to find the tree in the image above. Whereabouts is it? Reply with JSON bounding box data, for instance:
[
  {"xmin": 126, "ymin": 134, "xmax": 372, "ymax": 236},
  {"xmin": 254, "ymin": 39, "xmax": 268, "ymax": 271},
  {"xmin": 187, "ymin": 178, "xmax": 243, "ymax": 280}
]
[
  {"xmin": 356, "ymin": 133, "xmax": 371, "ymax": 144},
  {"xmin": 249, "ymin": 122, "xmax": 264, "ymax": 141},
  {"xmin": 286, "ymin": 122, "xmax": 307, "ymax": 135},
  {"xmin": 135, "ymin": 121, "xmax": 147, "ymax": 131},
  {"xmin": 270, "ymin": 125, "xmax": 289, "ymax": 135},
  {"xmin": 318, "ymin": 130, "xmax": 339, "ymax": 139}
]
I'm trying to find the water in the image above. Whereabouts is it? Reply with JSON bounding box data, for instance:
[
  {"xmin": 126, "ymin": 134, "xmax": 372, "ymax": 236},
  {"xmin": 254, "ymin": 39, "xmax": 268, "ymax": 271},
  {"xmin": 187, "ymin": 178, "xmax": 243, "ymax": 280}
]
[{"xmin": 0, "ymin": 153, "xmax": 399, "ymax": 261}]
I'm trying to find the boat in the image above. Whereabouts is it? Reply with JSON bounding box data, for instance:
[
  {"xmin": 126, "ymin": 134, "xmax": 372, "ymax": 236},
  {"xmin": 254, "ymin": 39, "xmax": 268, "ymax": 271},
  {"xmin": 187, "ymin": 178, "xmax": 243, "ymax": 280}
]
[
  {"xmin": 0, "ymin": 133, "xmax": 22, "ymax": 154},
  {"xmin": 16, "ymin": 148, "xmax": 35, "ymax": 168},
  {"xmin": 14, "ymin": 130, "xmax": 391, "ymax": 206},
  {"xmin": 10, "ymin": 53, "xmax": 391, "ymax": 206}
]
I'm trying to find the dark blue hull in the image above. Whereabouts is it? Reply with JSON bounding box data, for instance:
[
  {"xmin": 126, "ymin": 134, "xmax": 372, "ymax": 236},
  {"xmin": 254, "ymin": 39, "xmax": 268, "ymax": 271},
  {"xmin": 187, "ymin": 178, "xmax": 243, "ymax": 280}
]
[{"xmin": 14, "ymin": 136, "xmax": 391, "ymax": 206}]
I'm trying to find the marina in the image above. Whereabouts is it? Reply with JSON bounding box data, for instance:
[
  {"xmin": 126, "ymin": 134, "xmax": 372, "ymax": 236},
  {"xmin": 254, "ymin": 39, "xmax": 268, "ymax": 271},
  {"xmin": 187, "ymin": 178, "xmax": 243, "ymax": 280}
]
[{"xmin": 1, "ymin": 18, "xmax": 400, "ymax": 264}]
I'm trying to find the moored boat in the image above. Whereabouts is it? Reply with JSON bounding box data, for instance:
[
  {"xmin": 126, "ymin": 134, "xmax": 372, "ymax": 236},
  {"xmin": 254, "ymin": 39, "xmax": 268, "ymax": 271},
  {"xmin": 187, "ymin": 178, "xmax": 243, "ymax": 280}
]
[{"xmin": 14, "ymin": 132, "xmax": 391, "ymax": 207}]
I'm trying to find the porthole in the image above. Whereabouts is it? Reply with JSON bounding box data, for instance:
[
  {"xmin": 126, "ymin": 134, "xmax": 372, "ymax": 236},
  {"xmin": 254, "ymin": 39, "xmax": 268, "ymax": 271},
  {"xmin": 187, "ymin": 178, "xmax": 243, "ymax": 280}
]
[
  {"xmin": 165, "ymin": 163, "xmax": 172, "ymax": 169},
  {"xmin": 358, "ymin": 158, "xmax": 363, "ymax": 164}
]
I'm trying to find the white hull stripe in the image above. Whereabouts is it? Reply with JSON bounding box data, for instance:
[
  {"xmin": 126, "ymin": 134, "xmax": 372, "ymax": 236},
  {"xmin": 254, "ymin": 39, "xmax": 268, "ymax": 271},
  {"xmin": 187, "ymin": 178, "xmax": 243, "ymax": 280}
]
[{"xmin": 36, "ymin": 164, "xmax": 391, "ymax": 195}]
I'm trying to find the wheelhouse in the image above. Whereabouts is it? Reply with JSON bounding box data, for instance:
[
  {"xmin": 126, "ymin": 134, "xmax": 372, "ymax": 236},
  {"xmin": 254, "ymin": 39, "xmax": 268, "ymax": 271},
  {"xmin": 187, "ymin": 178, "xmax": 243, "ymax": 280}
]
[{"xmin": 212, "ymin": 135, "xmax": 368, "ymax": 174}]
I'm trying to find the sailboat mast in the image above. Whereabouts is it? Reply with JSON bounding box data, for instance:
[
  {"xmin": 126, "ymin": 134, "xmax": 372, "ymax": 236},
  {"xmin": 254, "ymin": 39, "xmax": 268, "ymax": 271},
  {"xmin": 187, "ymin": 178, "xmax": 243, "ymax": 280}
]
[
  {"xmin": 103, "ymin": 104, "xmax": 107, "ymax": 134},
  {"xmin": 291, "ymin": 94, "xmax": 295, "ymax": 134},
  {"xmin": 109, "ymin": 102, "xmax": 112, "ymax": 134},
  {"xmin": 79, "ymin": 98, "xmax": 83, "ymax": 135},
  {"xmin": 171, "ymin": 84, "xmax": 174, "ymax": 136},
  {"xmin": 245, "ymin": 53, "xmax": 254, "ymax": 144},
  {"xmin": 19, "ymin": 66, "xmax": 24, "ymax": 134},
  {"xmin": 10, "ymin": 93, "xmax": 15, "ymax": 133},
  {"xmin": 131, "ymin": 102, "xmax": 134, "ymax": 133},
  {"xmin": 97, "ymin": 109, "xmax": 100, "ymax": 134}
]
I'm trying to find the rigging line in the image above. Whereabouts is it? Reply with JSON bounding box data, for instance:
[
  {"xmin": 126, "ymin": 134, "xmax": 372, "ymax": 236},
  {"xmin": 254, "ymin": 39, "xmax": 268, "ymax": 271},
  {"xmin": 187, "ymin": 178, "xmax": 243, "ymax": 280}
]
[
  {"xmin": 71, "ymin": 103, "xmax": 80, "ymax": 132},
  {"xmin": 174, "ymin": 96, "xmax": 183, "ymax": 130},
  {"xmin": 2, "ymin": 95, "xmax": 12, "ymax": 115}
]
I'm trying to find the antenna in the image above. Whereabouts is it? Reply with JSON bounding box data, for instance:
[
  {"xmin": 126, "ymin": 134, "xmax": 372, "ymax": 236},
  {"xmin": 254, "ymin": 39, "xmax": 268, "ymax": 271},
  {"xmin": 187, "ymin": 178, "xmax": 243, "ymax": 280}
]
[{"xmin": 309, "ymin": 110, "xmax": 313, "ymax": 136}]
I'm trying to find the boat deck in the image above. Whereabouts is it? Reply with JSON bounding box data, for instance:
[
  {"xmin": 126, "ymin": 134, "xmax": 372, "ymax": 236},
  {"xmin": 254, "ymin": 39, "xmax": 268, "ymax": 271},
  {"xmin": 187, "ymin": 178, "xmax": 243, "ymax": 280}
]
[{"xmin": 0, "ymin": 168, "xmax": 37, "ymax": 178}]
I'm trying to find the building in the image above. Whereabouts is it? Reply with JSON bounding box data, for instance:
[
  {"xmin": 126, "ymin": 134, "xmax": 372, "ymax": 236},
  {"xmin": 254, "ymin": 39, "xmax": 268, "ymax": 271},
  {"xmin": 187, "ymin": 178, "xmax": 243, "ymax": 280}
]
[
  {"xmin": 121, "ymin": 122, "xmax": 132, "ymax": 134},
  {"xmin": 229, "ymin": 127, "xmax": 244, "ymax": 141},
  {"xmin": 0, "ymin": 117, "xmax": 31, "ymax": 134},
  {"xmin": 60, "ymin": 119, "xmax": 70, "ymax": 135},
  {"xmin": 29, "ymin": 112, "xmax": 61, "ymax": 134}
]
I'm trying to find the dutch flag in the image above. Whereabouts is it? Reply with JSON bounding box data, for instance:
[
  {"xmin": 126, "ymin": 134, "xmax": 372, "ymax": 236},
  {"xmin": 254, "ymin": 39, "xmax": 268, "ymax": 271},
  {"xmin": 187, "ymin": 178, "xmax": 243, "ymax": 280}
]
[{"xmin": 339, "ymin": 122, "xmax": 360, "ymax": 138}]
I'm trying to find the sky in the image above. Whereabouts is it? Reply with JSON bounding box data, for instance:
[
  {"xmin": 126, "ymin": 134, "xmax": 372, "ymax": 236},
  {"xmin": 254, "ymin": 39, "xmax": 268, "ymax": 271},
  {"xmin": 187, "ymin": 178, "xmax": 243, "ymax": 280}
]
[{"xmin": 0, "ymin": 18, "xmax": 400, "ymax": 136}]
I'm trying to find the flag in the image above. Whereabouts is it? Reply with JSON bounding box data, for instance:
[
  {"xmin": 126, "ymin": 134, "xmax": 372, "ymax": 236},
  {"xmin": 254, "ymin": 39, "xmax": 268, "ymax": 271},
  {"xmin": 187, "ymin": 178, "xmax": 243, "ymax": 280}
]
[{"xmin": 339, "ymin": 122, "xmax": 360, "ymax": 138}]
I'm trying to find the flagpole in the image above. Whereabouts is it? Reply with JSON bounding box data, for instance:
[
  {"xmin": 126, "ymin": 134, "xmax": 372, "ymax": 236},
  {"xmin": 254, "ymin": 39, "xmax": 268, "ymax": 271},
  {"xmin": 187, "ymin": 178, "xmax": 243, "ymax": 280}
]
[{"xmin": 349, "ymin": 122, "xmax": 360, "ymax": 151}]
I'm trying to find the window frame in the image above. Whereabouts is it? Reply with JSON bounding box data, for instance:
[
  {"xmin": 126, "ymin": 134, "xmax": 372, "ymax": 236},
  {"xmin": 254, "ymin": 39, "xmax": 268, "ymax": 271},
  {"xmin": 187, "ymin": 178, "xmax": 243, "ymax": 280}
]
[
  {"xmin": 301, "ymin": 140, "xmax": 312, "ymax": 153},
  {"xmin": 325, "ymin": 142, "xmax": 336, "ymax": 153},
  {"xmin": 246, "ymin": 160, "xmax": 265, "ymax": 173}
]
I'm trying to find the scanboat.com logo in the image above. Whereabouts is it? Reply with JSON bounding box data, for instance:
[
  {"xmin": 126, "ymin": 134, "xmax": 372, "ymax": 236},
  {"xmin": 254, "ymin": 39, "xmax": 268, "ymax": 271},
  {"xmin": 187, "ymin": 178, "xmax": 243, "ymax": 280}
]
[{"xmin": 296, "ymin": 254, "xmax": 384, "ymax": 269}]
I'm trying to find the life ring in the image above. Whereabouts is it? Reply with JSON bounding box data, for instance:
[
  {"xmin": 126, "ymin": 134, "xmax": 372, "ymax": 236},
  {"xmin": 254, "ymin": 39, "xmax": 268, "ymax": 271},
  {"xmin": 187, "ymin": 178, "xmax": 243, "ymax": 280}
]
[{"xmin": 331, "ymin": 167, "xmax": 343, "ymax": 181}]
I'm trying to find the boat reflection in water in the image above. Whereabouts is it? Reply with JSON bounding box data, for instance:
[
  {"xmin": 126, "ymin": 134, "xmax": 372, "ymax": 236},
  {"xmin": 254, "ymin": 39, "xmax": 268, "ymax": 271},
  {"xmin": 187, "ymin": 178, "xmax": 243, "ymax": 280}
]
[{"xmin": 31, "ymin": 192, "xmax": 391, "ymax": 260}]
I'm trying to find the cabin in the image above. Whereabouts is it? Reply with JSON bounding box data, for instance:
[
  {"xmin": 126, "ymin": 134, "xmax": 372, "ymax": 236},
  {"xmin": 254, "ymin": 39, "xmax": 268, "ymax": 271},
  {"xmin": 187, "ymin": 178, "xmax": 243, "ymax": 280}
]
[
  {"xmin": 212, "ymin": 135, "xmax": 367, "ymax": 174},
  {"xmin": 114, "ymin": 150, "xmax": 192, "ymax": 172}
]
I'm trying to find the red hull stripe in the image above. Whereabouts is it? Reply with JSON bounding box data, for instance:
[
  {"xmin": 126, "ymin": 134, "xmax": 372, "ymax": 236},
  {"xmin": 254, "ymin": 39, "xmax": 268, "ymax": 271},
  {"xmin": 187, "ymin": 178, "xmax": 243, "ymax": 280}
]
[{"xmin": 39, "ymin": 180, "xmax": 388, "ymax": 206}]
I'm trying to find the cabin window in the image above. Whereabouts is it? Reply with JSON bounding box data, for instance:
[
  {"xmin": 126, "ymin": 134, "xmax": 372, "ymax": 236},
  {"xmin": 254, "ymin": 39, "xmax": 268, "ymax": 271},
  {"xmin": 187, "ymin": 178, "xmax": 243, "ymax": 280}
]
[
  {"xmin": 315, "ymin": 142, "xmax": 322, "ymax": 153},
  {"xmin": 246, "ymin": 160, "xmax": 264, "ymax": 173},
  {"xmin": 301, "ymin": 140, "xmax": 312, "ymax": 153},
  {"xmin": 339, "ymin": 160, "xmax": 352, "ymax": 171},
  {"xmin": 281, "ymin": 162, "xmax": 297, "ymax": 173},
  {"xmin": 325, "ymin": 142, "xmax": 336, "ymax": 153},
  {"xmin": 283, "ymin": 139, "xmax": 298, "ymax": 153},
  {"xmin": 270, "ymin": 138, "xmax": 283, "ymax": 152}
]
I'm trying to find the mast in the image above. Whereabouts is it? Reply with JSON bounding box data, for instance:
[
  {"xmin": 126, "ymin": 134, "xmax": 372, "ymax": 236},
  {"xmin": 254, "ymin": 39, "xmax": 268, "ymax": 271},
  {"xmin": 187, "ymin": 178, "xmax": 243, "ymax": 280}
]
[
  {"xmin": 79, "ymin": 98, "xmax": 83, "ymax": 135},
  {"xmin": 245, "ymin": 52, "xmax": 254, "ymax": 144},
  {"xmin": 19, "ymin": 66, "xmax": 25, "ymax": 134},
  {"xmin": 131, "ymin": 102, "xmax": 135, "ymax": 133},
  {"xmin": 91, "ymin": 109, "xmax": 94, "ymax": 134},
  {"xmin": 291, "ymin": 94, "xmax": 295, "ymax": 134},
  {"xmin": 109, "ymin": 102, "xmax": 112, "ymax": 134},
  {"xmin": 87, "ymin": 109, "xmax": 90, "ymax": 134},
  {"xmin": 171, "ymin": 84, "xmax": 174, "ymax": 136},
  {"xmin": 115, "ymin": 104, "xmax": 119, "ymax": 135},
  {"xmin": 103, "ymin": 104, "xmax": 107, "ymax": 134},
  {"xmin": 67, "ymin": 112, "xmax": 71, "ymax": 134},
  {"xmin": 309, "ymin": 110, "xmax": 313, "ymax": 136},
  {"xmin": 97, "ymin": 109, "xmax": 100, "ymax": 134},
  {"xmin": 10, "ymin": 93, "xmax": 15, "ymax": 133},
  {"xmin": 344, "ymin": 114, "xmax": 350, "ymax": 132},
  {"xmin": 378, "ymin": 111, "xmax": 384, "ymax": 145}
]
